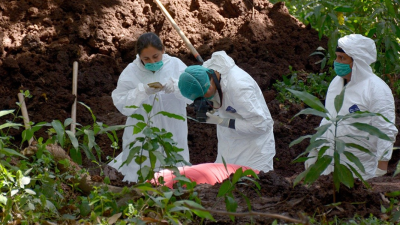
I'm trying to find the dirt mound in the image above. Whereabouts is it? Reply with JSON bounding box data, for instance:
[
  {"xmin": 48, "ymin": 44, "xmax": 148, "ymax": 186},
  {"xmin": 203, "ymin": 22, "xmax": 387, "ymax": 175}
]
[{"xmin": 1, "ymin": 0, "xmax": 399, "ymax": 222}]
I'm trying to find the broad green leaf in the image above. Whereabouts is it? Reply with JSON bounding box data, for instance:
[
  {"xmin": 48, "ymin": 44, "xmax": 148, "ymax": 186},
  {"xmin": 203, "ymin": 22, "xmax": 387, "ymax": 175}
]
[
  {"xmin": 305, "ymin": 139, "xmax": 330, "ymax": 154},
  {"xmin": 99, "ymin": 125, "xmax": 126, "ymax": 133},
  {"xmin": 334, "ymin": 6, "xmax": 354, "ymax": 13},
  {"xmin": 0, "ymin": 109, "xmax": 14, "ymax": 117},
  {"xmin": 292, "ymin": 156, "xmax": 313, "ymax": 163},
  {"xmin": 156, "ymin": 111, "xmax": 185, "ymax": 121},
  {"xmin": 232, "ymin": 168, "xmax": 244, "ymax": 184},
  {"xmin": 133, "ymin": 122, "xmax": 147, "ymax": 134},
  {"xmin": 143, "ymin": 127, "xmax": 157, "ymax": 138},
  {"xmin": 0, "ymin": 195, "xmax": 7, "ymax": 205},
  {"xmin": 311, "ymin": 123, "xmax": 331, "ymax": 142},
  {"xmin": 293, "ymin": 168, "xmax": 310, "ymax": 187},
  {"xmin": 139, "ymin": 165, "xmax": 151, "ymax": 180},
  {"xmin": 243, "ymin": 169, "xmax": 259, "ymax": 180},
  {"xmin": 51, "ymin": 120, "xmax": 65, "ymax": 147},
  {"xmin": 179, "ymin": 200, "xmax": 215, "ymax": 220},
  {"xmin": 385, "ymin": 0, "xmax": 396, "ymax": 17},
  {"xmin": 289, "ymin": 135, "xmax": 312, "ymax": 148},
  {"xmin": 152, "ymin": 151, "xmax": 166, "ymax": 165},
  {"xmin": 80, "ymin": 145, "xmax": 96, "ymax": 161},
  {"xmin": 130, "ymin": 114, "xmax": 145, "ymax": 121},
  {"xmin": 334, "ymin": 88, "xmax": 345, "ymax": 114},
  {"xmin": 385, "ymin": 191, "xmax": 400, "ymax": 198},
  {"xmin": 0, "ymin": 122, "xmax": 22, "ymax": 130},
  {"xmin": 225, "ymin": 195, "xmax": 238, "ymax": 213},
  {"xmin": 217, "ymin": 180, "xmax": 233, "ymax": 197},
  {"xmin": 1, "ymin": 148, "xmax": 27, "ymax": 158},
  {"xmin": 66, "ymin": 130, "xmax": 79, "ymax": 149},
  {"xmin": 346, "ymin": 163, "xmax": 370, "ymax": 189},
  {"xmin": 70, "ymin": 147, "xmax": 82, "ymax": 165},
  {"xmin": 317, "ymin": 146, "xmax": 330, "ymax": 158},
  {"xmin": 350, "ymin": 122, "xmax": 391, "ymax": 141},
  {"xmin": 84, "ymin": 129, "xmax": 95, "ymax": 149},
  {"xmin": 64, "ymin": 118, "xmax": 73, "ymax": 127},
  {"xmin": 25, "ymin": 189, "xmax": 36, "ymax": 195},
  {"xmin": 135, "ymin": 155, "xmax": 147, "ymax": 165},
  {"xmin": 142, "ymin": 104, "xmax": 153, "ymax": 114},
  {"xmin": 304, "ymin": 155, "xmax": 332, "ymax": 184},
  {"xmin": 343, "ymin": 151, "xmax": 365, "ymax": 173},
  {"xmin": 293, "ymin": 108, "xmax": 329, "ymax": 119},
  {"xmin": 334, "ymin": 164, "xmax": 354, "ymax": 189},
  {"xmin": 125, "ymin": 105, "xmax": 139, "ymax": 109},
  {"xmin": 335, "ymin": 139, "xmax": 345, "ymax": 154},
  {"xmin": 287, "ymin": 89, "xmax": 328, "ymax": 113}
]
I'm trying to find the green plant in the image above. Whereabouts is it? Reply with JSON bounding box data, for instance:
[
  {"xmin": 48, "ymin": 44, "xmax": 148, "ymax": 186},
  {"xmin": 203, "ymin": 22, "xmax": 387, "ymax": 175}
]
[
  {"xmin": 119, "ymin": 98, "xmax": 191, "ymax": 183},
  {"xmin": 123, "ymin": 183, "xmax": 214, "ymax": 224},
  {"xmin": 288, "ymin": 88, "xmax": 392, "ymax": 196},
  {"xmin": 216, "ymin": 159, "xmax": 261, "ymax": 222},
  {"xmin": 21, "ymin": 102, "xmax": 124, "ymax": 165},
  {"xmin": 273, "ymin": 66, "xmax": 333, "ymax": 104}
]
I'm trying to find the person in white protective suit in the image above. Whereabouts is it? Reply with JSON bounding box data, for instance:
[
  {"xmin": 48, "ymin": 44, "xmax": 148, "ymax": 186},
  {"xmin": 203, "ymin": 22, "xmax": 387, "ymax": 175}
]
[
  {"xmin": 304, "ymin": 34, "xmax": 398, "ymax": 180},
  {"xmin": 109, "ymin": 32, "xmax": 191, "ymax": 182},
  {"xmin": 178, "ymin": 51, "xmax": 276, "ymax": 172}
]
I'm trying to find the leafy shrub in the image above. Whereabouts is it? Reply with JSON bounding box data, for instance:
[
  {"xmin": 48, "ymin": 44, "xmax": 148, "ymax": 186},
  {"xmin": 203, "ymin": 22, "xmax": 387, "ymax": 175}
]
[
  {"xmin": 288, "ymin": 88, "xmax": 392, "ymax": 193},
  {"xmin": 273, "ymin": 66, "xmax": 334, "ymax": 104}
]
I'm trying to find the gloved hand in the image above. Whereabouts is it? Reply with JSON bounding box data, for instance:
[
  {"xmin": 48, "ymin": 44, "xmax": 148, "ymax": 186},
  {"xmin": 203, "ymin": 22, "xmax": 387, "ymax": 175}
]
[
  {"xmin": 162, "ymin": 78, "xmax": 176, "ymax": 94},
  {"xmin": 375, "ymin": 168, "xmax": 387, "ymax": 177},
  {"xmin": 144, "ymin": 83, "xmax": 163, "ymax": 95},
  {"xmin": 206, "ymin": 112, "xmax": 230, "ymax": 127}
]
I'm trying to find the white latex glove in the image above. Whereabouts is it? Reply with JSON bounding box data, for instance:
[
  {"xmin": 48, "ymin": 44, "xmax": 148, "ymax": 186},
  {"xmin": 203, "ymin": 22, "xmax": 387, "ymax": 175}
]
[
  {"xmin": 375, "ymin": 168, "xmax": 387, "ymax": 177},
  {"xmin": 162, "ymin": 78, "xmax": 175, "ymax": 94},
  {"xmin": 206, "ymin": 112, "xmax": 229, "ymax": 127},
  {"xmin": 144, "ymin": 83, "xmax": 162, "ymax": 95}
]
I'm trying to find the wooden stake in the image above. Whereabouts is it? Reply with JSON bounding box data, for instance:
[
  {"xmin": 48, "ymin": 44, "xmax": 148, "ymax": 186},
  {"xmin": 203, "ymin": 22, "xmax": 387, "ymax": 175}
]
[
  {"xmin": 71, "ymin": 61, "xmax": 78, "ymax": 134},
  {"xmin": 17, "ymin": 93, "xmax": 33, "ymax": 145}
]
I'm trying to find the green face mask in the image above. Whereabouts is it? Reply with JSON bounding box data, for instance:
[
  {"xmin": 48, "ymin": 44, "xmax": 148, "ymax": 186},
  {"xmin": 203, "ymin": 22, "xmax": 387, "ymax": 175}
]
[
  {"xmin": 145, "ymin": 61, "xmax": 163, "ymax": 72},
  {"xmin": 334, "ymin": 61, "xmax": 352, "ymax": 77}
]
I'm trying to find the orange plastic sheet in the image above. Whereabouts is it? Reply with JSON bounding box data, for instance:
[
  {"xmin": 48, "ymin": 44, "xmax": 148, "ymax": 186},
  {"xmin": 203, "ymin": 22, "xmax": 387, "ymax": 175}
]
[{"xmin": 152, "ymin": 163, "xmax": 259, "ymax": 188}]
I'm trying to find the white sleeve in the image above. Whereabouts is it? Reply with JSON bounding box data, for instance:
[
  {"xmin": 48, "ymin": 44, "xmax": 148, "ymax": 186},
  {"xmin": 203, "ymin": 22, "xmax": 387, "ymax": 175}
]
[
  {"xmin": 370, "ymin": 81, "xmax": 398, "ymax": 161},
  {"xmin": 111, "ymin": 66, "xmax": 150, "ymax": 116}
]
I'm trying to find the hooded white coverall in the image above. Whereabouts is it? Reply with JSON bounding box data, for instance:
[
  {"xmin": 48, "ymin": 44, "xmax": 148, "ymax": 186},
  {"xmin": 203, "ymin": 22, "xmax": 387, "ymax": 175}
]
[
  {"xmin": 305, "ymin": 34, "xmax": 398, "ymax": 180},
  {"xmin": 109, "ymin": 54, "xmax": 191, "ymax": 182},
  {"xmin": 203, "ymin": 51, "xmax": 276, "ymax": 172}
]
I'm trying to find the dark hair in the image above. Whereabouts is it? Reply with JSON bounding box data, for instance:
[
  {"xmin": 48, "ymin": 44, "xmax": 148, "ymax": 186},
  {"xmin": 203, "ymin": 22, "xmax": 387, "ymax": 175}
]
[{"xmin": 135, "ymin": 32, "xmax": 164, "ymax": 55}]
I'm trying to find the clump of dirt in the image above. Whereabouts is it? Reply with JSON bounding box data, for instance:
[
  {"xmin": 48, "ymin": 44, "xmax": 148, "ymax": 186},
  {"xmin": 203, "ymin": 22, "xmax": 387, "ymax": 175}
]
[{"xmin": 1, "ymin": 0, "xmax": 400, "ymax": 223}]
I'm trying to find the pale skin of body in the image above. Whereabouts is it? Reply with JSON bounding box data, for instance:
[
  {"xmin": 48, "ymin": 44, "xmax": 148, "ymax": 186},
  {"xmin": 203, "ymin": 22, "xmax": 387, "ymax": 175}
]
[{"xmin": 335, "ymin": 51, "xmax": 388, "ymax": 171}]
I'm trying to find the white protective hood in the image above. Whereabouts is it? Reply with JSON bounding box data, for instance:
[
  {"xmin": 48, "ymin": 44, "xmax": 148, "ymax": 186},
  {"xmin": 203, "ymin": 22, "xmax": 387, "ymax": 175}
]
[{"xmin": 203, "ymin": 51, "xmax": 276, "ymax": 172}]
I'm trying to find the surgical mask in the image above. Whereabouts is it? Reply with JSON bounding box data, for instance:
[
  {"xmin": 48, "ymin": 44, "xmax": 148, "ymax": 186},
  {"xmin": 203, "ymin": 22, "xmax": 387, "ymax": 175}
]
[
  {"xmin": 334, "ymin": 61, "xmax": 352, "ymax": 77},
  {"xmin": 144, "ymin": 61, "xmax": 163, "ymax": 71}
]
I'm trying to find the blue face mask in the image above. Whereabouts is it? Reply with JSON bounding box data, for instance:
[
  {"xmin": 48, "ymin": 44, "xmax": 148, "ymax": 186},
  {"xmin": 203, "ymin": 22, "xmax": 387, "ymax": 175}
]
[
  {"xmin": 145, "ymin": 61, "xmax": 163, "ymax": 72},
  {"xmin": 334, "ymin": 61, "xmax": 352, "ymax": 77}
]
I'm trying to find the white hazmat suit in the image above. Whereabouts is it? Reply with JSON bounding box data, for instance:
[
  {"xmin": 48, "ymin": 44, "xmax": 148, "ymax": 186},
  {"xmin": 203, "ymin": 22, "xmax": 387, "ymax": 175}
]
[
  {"xmin": 109, "ymin": 54, "xmax": 191, "ymax": 182},
  {"xmin": 203, "ymin": 51, "xmax": 276, "ymax": 172},
  {"xmin": 305, "ymin": 34, "xmax": 398, "ymax": 180}
]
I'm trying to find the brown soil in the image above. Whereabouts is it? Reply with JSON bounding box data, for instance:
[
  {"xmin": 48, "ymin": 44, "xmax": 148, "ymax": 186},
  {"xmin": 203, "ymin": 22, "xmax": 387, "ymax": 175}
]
[{"xmin": 1, "ymin": 0, "xmax": 400, "ymax": 223}]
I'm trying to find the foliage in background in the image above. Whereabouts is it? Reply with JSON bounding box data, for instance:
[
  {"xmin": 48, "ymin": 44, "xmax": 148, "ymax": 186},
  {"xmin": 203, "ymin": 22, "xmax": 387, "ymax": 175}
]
[
  {"xmin": 273, "ymin": 66, "xmax": 334, "ymax": 104},
  {"xmin": 274, "ymin": 0, "xmax": 400, "ymax": 75},
  {"xmin": 288, "ymin": 88, "xmax": 392, "ymax": 196}
]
